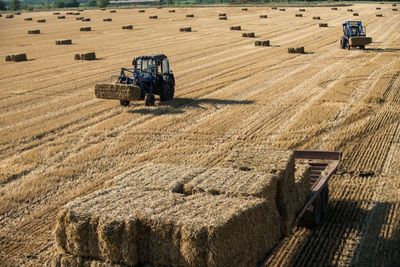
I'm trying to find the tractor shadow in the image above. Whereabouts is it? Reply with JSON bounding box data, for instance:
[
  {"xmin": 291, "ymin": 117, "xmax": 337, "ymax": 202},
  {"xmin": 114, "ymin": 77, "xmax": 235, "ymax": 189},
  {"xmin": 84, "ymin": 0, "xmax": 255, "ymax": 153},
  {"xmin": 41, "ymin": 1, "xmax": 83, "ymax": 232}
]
[{"xmin": 129, "ymin": 97, "xmax": 255, "ymax": 115}]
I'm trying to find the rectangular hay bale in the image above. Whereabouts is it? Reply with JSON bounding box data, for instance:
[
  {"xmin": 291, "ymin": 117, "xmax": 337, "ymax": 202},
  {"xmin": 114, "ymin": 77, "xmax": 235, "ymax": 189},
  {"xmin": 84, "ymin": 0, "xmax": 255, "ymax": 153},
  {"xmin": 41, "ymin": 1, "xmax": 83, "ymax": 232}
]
[
  {"xmin": 94, "ymin": 83, "xmax": 142, "ymax": 100},
  {"xmin": 55, "ymin": 39, "xmax": 72, "ymax": 45}
]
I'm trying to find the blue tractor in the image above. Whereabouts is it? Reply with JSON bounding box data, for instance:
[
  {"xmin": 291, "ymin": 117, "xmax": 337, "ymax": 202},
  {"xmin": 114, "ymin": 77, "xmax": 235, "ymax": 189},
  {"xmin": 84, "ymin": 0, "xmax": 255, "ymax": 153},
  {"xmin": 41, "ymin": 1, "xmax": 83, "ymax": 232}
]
[
  {"xmin": 340, "ymin": 21, "xmax": 372, "ymax": 50},
  {"xmin": 95, "ymin": 54, "xmax": 175, "ymax": 106}
]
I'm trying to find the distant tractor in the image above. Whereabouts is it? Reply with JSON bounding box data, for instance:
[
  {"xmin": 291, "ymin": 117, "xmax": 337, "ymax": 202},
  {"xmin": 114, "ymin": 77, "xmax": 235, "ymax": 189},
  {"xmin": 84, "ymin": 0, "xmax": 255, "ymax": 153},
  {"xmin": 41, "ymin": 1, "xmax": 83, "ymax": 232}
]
[
  {"xmin": 340, "ymin": 21, "xmax": 372, "ymax": 50},
  {"xmin": 95, "ymin": 54, "xmax": 175, "ymax": 106}
]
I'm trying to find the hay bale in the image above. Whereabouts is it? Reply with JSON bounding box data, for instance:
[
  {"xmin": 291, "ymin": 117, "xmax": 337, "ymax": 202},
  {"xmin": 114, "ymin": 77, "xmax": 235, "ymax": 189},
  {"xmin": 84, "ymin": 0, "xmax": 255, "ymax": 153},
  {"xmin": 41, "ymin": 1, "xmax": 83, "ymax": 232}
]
[
  {"xmin": 288, "ymin": 47, "xmax": 305, "ymax": 54},
  {"xmin": 122, "ymin": 25, "xmax": 133, "ymax": 30},
  {"xmin": 331, "ymin": 7, "xmax": 338, "ymax": 10},
  {"xmin": 100, "ymin": 8, "xmax": 105, "ymax": 11},
  {"xmin": 219, "ymin": 16, "xmax": 227, "ymax": 20},
  {"xmin": 393, "ymin": 3, "xmax": 397, "ymax": 6},
  {"xmin": 75, "ymin": 52, "xmax": 96, "ymax": 61},
  {"xmin": 110, "ymin": 10, "xmax": 116, "ymax": 13},
  {"xmin": 319, "ymin": 23, "xmax": 328, "ymax": 27},
  {"xmin": 5, "ymin": 54, "xmax": 28, "ymax": 62},
  {"xmin": 353, "ymin": 13, "xmax": 359, "ymax": 16},
  {"xmin": 76, "ymin": 17, "xmax": 83, "ymax": 20},
  {"xmin": 58, "ymin": 16, "xmax": 66, "ymax": 19},
  {"xmin": 55, "ymin": 165, "xmax": 282, "ymax": 267},
  {"xmin": 299, "ymin": 8, "xmax": 305, "ymax": 12},
  {"xmin": 186, "ymin": 14, "xmax": 194, "ymax": 18},
  {"xmin": 295, "ymin": 13, "xmax": 303, "ymax": 17},
  {"xmin": 259, "ymin": 15, "xmax": 268, "ymax": 18},
  {"xmin": 255, "ymin": 40, "xmax": 270, "ymax": 47},
  {"xmin": 347, "ymin": 9, "xmax": 353, "ymax": 12},
  {"xmin": 279, "ymin": 8, "xmax": 285, "ymax": 11},
  {"xmin": 37, "ymin": 19, "xmax": 46, "ymax": 23},
  {"xmin": 179, "ymin": 27, "xmax": 192, "ymax": 32},
  {"xmin": 83, "ymin": 18, "xmax": 91, "ymax": 21},
  {"xmin": 149, "ymin": 16, "xmax": 158, "ymax": 19},
  {"xmin": 53, "ymin": 12, "xmax": 60, "ymax": 15},
  {"xmin": 103, "ymin": 18, "xmax": 112, "ymax": 22},
  {"xmin": 313, "ymin": 16, "xmax": 321, "ymax": 20},
  {"xmin": 242, "ymin": 8, "xmax": 248, "ymax": 11},
  {"xmin": 376, "ymin": 7, "xmax": 381, "ymax": 10},
  {"xmin": 393, "ymin": 8, "xmax": 398, "ymax": 11},
  {"xmin": 80, "ymin": 27, "xmax": 91, "ymax": 31},
  {"xmin": 77, "ymin": 9, "xmax": 84, "ymax": 11},
  {"xmin": 376, "ymin": 14, "xmax": 383, "ymax": 17},
  {"xmin": 14, "ymin": 12, "xmax": 21, "ymax": 15},
  {"xmin": 138, "ymin": 9, "xmax": 145, "ymax": 13},
  {"xmin": 230, "ymin": 26, "xmax": 241, "ymax": 30},
  {"xmin": 94, "ymin": 84, "xmax": 142, "ymax": 100},
  {"xmin": 73, "ymin": 12, "xmax": 80, "ymax": 15},
  {"xmin": 169, "ymin": 9, "xmax": 175, "ymax": 12},
  {"xmin": 6, "ymin": 14, "xmax": 14, "ymax": 19},
  {"xmin": 271, "ymin": 7, "xmax": 277, "ymax": 9},
  {"xmin": 24, "ymin": 17, "xmax": 33, "ymax": 21},
  {"xmin": 28, "ymin": 29, "xmax": 40, "ymax": 34},
  {"xmin": 218, "ymin": 13, "xmax": 226, "ymax": 16},
  {"xmin": 55, "ymin": 39, "xmax": 72, "ymax": 45},
  {"xmin": 66, "ymin": 12, "xmax": 73, "ymax": 15},
  {"xmin": 242, "ymin": 32, "xmax": 255, "ymax": 38}
]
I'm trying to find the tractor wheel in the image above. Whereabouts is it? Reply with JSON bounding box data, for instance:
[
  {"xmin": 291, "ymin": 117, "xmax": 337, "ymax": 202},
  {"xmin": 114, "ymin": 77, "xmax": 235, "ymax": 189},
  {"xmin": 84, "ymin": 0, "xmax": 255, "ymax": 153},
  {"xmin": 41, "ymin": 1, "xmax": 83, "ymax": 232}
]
[
  {"xmin": 120, "ymin": 100, "xmax": 130, "ymax": 107},
  {"xmin": 359, "ymin": 45, "xmax": 365, "ymax": 50},
  {"xmin": 340, "ymin": 37, "xmax": 347, "ymax": 49},
  {"xmin": 299, "ymin": 195, "xmax": 322, "ymax": 228},
  {"xmin": 145, "ymin": 93, "xmax": 155, "ymax": 106},
  {"xmin": 160, "ymin": 83, "xmax": 174, "ymax": 102}
]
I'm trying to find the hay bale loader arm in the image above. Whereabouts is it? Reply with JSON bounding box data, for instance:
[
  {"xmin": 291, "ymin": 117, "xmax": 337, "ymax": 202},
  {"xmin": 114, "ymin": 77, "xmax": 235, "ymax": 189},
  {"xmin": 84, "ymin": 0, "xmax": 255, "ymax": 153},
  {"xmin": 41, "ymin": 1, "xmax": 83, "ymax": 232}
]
[
  {"xmin": 294, "ymin": 150, "xmax": 341, "ymax": 228},
  {"xmin": 340, "ymin": 21, "xmax": 372, "ymax": 50}
]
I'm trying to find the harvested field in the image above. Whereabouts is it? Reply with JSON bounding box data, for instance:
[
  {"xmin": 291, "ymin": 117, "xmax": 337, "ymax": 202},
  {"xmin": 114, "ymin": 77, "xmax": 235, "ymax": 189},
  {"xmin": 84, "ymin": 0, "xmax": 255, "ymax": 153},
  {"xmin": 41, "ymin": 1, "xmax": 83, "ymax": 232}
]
[{"xmin": 0, "ymin": 3, "xmax": 400, "ymax": 267}]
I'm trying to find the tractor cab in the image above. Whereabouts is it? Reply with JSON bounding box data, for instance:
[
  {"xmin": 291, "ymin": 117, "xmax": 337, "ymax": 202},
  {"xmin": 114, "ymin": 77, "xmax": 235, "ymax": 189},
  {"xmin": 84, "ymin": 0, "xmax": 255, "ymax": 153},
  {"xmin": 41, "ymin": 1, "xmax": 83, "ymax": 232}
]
[
  {"xmin": 340, "ymin": 21, "xmax": 372, "ymax": 50},
  {"xmin": 342, "ymin": 21, "xmax": 366, "ymax": 38}
]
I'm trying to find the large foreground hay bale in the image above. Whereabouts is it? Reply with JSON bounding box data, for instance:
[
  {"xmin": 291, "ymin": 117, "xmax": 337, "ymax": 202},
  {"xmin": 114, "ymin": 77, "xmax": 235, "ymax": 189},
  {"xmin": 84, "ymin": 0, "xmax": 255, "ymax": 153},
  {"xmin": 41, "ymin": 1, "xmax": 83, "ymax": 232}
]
[
  {"xmin": 80, "ymin": 27, "xmax": 91, "ymax": 31},
  {"xmin": 122, "ymin": 25, "xmax": 133, "ymax": 29},
  {"xmin": 28, "ymin": 29, "xmax": 40, "ymax": 34},
  {"xmin": 94, "ymin": 83, "xmax": 142, "ymax": 100},
  {"xmin": 230, "ymin": 25, "xmax": 241, "ymax": 30},
  {"xmin": 55, "ymin": 165, "xmax": 282, "ymax": 267},
  {"xmin": 288, "ymin": 47, "xmax": 305, "ymax": 54},
  {"xmin": 5, "ymin": 53, "xmax": 28, "ymax": 62},
  {"xmin": 242, "ymin": 32, "xmax": 255, "ymax": 37},
  {"xmin": 255, "ymin": 40, "xmax": 270, "ymax": 47},
  {"xmin": 55, "ymin": 39, "xmax": 72, "ymax": 45}
]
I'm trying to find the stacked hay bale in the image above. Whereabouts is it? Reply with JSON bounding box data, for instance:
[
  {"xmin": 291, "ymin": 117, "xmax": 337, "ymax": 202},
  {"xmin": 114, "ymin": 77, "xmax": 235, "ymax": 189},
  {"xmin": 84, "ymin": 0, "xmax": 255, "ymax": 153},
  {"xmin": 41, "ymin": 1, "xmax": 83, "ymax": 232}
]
[
  {"xmin": 149, "ymin": 16, "xmax": 158, "ymax": 19},
  {"xmin": 74, "ymin": 52, "xmax": 96, "ymax": 60},
  {"xmin": 37, "ymin": 19, "xmax": 46, "ymax": 23},
  {"xmin": 288, "ymin": 47, "xmax": 305, "ymax": 54},
  {"xmin": 80, "ymin": 27, "xmax": 91, "ymax": 31},
  {"xmin": 55, "ymin": 39, "xmax": 72, "ymax": 45},
  {"xmin": 54, "ymin": 148, "xmax": 311, "ymax": 266},
  {"xmin": 255, "ymin": 40, "xmax": 270, "ymax": 47},
  {"xmin": 230, "ymin": 26, "xmax": 241, "ymax": 30},
  {"xmin": 103, "ymin": 18, "xmax": 112, "ymax": 21},
  {"xmin": 186, "ymin": 14, "xmax": 194, "ymax": 18},
  {"xmin": 28, "ymin": 29, "xmax": 40, "ymax": 34},
  {"xmin": 122, "ymin": 25, "xmax": 133, "ymax": 29},
  {"xmin": 5, "ymin": 54, "xmax": 28, "ymax": 62},
  {"xmin": 259, "ymin": 15, "xmax": 268, "ymax": 18},
  {"xmin": 319, "ymin": 23, "xmax": 328, "ymax": 27},
  {"xmin": 179, "ymin": 27, "xmax": 192, "ymax": 32},
  {"xmin": 242, "ymin": 32, "xmax": 255, "ymax": 38},
  {"xmin": 24, "ymin": 17, "xmax": 32, "ymax": 21}
]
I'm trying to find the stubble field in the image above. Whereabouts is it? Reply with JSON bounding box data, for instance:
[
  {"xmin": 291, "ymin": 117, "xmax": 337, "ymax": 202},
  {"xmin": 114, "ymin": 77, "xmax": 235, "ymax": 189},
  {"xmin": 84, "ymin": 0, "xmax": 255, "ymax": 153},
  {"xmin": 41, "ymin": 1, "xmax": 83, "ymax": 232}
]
[{"xmin": 0, "ymin": 3, "xmax": 399, "ymax": 266}]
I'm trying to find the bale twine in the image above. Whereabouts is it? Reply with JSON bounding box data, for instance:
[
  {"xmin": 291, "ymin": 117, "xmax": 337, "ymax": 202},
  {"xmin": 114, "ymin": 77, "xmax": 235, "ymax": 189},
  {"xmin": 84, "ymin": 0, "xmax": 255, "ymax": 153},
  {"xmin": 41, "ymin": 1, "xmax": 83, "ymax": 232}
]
[
  {"xmin": 6, "ymin": 14, "xmax": 14, "ymax": 19},
  {"xmin": 230, "ymin": 26, "xmax": 241, "ymax": 30},
  {"xmin": 83, "ymin": 18, "xmax": 90, "ymax": 21},
  {"xmin": 179, "ymin": 27, "xmax": 192, "ymax": 32},
  {"xmin": 138, "ymin": 9, "xmax": 145, "ymax": 13},
  {"xmin": 279, "ymin": 8, "xmax": 285, "ymax": 11},
  {"xmin": 313, "ymin": 16, "xmax": 321, "ymax": 20},
  {"xmin": 80, "ymin": 27, "xmax": 91, "ymax": 31},
  {"xmin": 299, "ymin": 8, "xmax": 306, "ymax": 12},
  {"xmin": 259, "ymin": 15, "xmax": 268, "ymax": 18},
  {"xmin": 319, "ymin": 23, "xmax": 328, "ymax": 27},
  {"xmin": 103, "ymin": 18, "xmax": 112, "ymax": 21},
  {"xmin": 53, "ymin": 12, "xmax": 60, "ymax": 15},
  {"xmin": 5, "ymin": 54, "xmax": 28, "ymax": 62},
  {"xmin": 75, "ymin": 52, "xmax": 96, "ymax": 60},
  {"xmin": 169, "ymin": 10, "xmax": 175, "ymax": 13},
  {"xmin": 58, "ymin": 16, "xmax": 66, "ymax": 19},
  {"xmin": 347, "ymin": 9, "xmax": 353, "ymax": 12},
  {"xmin": 288, "ymin": 47, "xmax": 305, "ymax": 54},
  {"xmin": 24, "ymin": 17, "xmax": 33, "ymax": 21},
  {"xmin": 242, "ymin": 8, "xmax": 248, "ymax": 11},
  {"xmin": 110, "ymin": 10, "xmax": 116, "ymax": 13},
  {"xmin": 55, "ymin": 39, "xmax": 72, "ymax": 45},
  {"xmin": 295, "ymin": 14, "xmax": 303, "ymax": 17},
  {"xmin": 255, "ymin": 40, "xmax": 270, "ymax": 47},
  {"xmin": 122, "ymin": 25, "xmax": 133, "ymax": 29},
  {"xmin": 186, "ymin": 14, "xmax": 194, "ymax": 17},
  {"xmin": 28, "ymin": 29, "xmax": 40, "ymax": 34},
  {"xmin": 242, "ymin": 32, "xmax": 255, "ymax": 38},
  {"xmin": 149, "ymin": 16, "xmax": 158, "ymax": 19},
  {"xmin": 37, "ymin": 19, "xmax": 46, "ymax": 23},
  {"xmin": 376, "ymin": 14, "xmax": 383, "ymax": 17},
  {"xmin": 353, "ymin": 13, "xmax": 359, "ymax": 16},
  {"xmin": 219, "ymin": 13, "xmax": 226, "ymax": 16},
  {"xmin": 331, "ymin": 7, "xmax": 338, "ymax": 10}
]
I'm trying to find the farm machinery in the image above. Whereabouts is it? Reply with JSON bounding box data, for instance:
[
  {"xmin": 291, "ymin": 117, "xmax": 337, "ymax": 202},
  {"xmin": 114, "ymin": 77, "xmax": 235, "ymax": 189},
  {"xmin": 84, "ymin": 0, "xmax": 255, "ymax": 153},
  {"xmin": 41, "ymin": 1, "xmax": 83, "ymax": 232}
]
[
  {"xmin": 95, "ymin": 54, "xmax": 175, "ymax": 106},
  {"xmin": 340, "ymin": 21, "xmax": 372, "ymax": 50}
]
